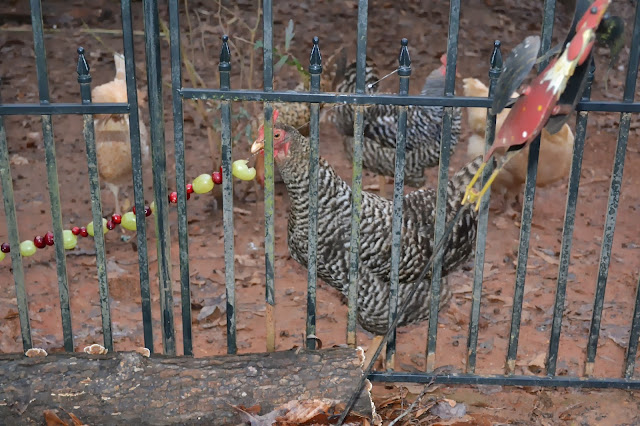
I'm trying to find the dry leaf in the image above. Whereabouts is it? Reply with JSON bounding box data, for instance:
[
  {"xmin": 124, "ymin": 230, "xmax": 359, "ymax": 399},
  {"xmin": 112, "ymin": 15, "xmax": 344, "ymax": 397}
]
[
  {"xmin": 532, "ymin": 247, "xmax": 559, "ymax": 265},
  {"xmin": 84, "ymin": 343, "xmax": 108, "ymax": 355},
  {"xmin": 44, "ymin": 410, "xmax": 67, "ymax": 426},
  {"xmin": 233, "ymin": 207, "xmax": 252, "ymax": 216},
  {"xmin": 66, "ymin": 412, "xmax": 85, "ymax": 426},
  {"xmin": 25, "ymin": 347, "xmax": 48, "ymax": 357},
  {"xmin": 10, "ymin": 154, "xmax": 29, "ymax": 165},
  {"xmin": 527, "ymin": 352, "xmax": 547, "ymax": 374},
  {"xmin": 235, "ymin": 254, "xmax": 260, "ymax": 267},
  {"xmin": 306, "ymin": 334, "xmax": 323, "ymax": 349},
  {"xmin": 135, "ymin": 347, "xmax": 150, "ymax": 357},
  {"xmin": 430, "ymin": 399, "xmax": 467, "ymax": 420}
]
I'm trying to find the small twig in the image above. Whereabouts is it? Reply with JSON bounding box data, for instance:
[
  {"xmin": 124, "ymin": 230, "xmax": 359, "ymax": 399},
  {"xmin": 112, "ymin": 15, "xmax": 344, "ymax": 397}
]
[
  {"xmin": 183, "ymin": 0, "xmax": 194, "ymax": 59},
  {"xmin": 388, "ymin": 381, "xmax": 436, "ymax": 426}
]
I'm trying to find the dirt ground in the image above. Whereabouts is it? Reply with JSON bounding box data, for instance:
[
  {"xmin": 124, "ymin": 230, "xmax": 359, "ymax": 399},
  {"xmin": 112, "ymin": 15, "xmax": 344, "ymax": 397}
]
[{"xmin": 1, "ymin": 0, "xmax": 640, "ymax": 424}]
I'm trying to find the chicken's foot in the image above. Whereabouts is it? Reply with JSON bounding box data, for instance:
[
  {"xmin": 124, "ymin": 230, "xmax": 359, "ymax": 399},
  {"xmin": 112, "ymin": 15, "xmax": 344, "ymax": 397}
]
[
  {"xmin": 464, "ymin": 151, "xmax": 517, "ymax": 211},
  {"xmin": 462, "ymin": 161, "xmax": 487, "ymax": 208}
]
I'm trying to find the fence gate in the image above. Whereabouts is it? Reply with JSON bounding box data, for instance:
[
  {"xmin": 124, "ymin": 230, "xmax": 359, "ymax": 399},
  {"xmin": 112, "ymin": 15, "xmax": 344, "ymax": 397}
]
[{"xmin": 1, "ymin": 0, "xmax": 640, "ymax": 405}]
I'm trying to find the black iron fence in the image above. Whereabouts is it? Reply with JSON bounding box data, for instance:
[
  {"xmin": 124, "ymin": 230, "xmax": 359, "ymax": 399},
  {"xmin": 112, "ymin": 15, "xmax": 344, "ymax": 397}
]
[{"xmin": 1, "ymin": 0, "xmax": 640, "ymax": 393}]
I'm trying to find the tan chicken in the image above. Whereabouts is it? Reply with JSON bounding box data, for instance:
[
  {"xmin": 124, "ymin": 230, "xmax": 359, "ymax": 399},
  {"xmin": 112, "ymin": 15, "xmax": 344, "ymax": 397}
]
[
  {"xmin": 92, "ymin": 53, "xmax": 149, "ymax": 214},
  {"xmin": 463, "ymin": 77, "xmax": 574, "ymax": 212}
]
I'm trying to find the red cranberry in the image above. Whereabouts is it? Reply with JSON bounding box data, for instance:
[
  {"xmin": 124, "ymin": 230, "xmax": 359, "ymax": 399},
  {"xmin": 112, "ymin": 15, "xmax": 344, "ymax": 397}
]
[
  {"xmin": 44, "ymin": 232, "xmax": 54, "ymax": 246},
  {"xmin": 169, "ymin": 192, "xmax": 178, "ymax": 203},
  {"xmin": 112, "ymin": 214, "xmax": 122, "ymax": 224},
  {"xmin": 186, "ymin": 184, "xmax": 193, "ymax": 194},
  {"xmin": 144, "ymin": 206, "xmax": 152, "ymax": 217},
  {"xmin": 80, "ymin": 227, "xmax": 89, "ymax": 237},
  {"xmin": 34, "ymin": 236, "xmax": 46, "ymax": 249},
  {"xmin": 106, "ymin": 220, "xmax": 115, "ymax": 230},
  {"xmin": 1, "ymin": 243, "xmax": 10, "ymax": 253},
  {"xmin": 212, "ymin": 172, "xmax": 222, "ymax": 185},
  {"xmin": 71, "ymin": 226, "xmax": 81, "ymax": 235}
]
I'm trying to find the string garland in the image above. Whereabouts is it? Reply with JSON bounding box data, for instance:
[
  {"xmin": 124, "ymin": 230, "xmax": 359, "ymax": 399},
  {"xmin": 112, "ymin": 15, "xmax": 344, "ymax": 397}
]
[{"xmin": 0, "ymin": 160, "xmax": 257, "ymax": 262}]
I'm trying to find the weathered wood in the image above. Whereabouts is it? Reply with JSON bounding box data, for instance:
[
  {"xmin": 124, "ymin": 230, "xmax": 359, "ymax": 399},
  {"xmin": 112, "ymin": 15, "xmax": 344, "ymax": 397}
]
[{"xmin": 0, "ymin": 347, "xmax": 374, "ymax": 425}]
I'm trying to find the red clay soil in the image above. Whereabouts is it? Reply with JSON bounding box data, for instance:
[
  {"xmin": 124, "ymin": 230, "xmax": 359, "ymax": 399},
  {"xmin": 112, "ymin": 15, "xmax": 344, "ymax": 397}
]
[{"xmin": 1, "ymin": 0, "xmax": 639, "ymax": 423}]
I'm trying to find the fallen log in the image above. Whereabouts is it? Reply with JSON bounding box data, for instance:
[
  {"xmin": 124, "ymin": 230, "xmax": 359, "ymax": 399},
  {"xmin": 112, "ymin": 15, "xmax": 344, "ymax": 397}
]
[{"xmin": 0, "ymin": 347, "xmax": 375, "ymax": 425}]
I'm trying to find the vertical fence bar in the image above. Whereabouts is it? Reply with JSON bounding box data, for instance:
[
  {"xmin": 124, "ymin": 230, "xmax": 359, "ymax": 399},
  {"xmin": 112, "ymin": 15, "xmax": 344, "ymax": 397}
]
[
  {"xmin": 625, "ymin": 273, "xmax": 640, "ymax": 378},
  {"xmin": 29, "ymin": 0, "xmax": 73, "ymax": 352},
  {"xmin": 385, "ymin": 39, "xmax": 411, "ymax": 370},
  {"xmin": 587, "ymin": 1, "xmax": 640, "ymax": 377},
  {"xmin": 0, "ymin": 109, "xmax": 32, "ymax": 351},
  {"xmin": 219, "ymin": 36, "xmax": 237, "ymax": 355},
  {"xmin": 505, "ymin": 0, "xmax": 555, "ymax": 375},
  {"xmin": 546, "ymin": 60, "xmax": 594, "ymax": 376},
  {"xmin": 426, "ymin": 0, "xmax": 460, "ymax": 373},
  {"xmin": 306, "ymin": 37, "xmax": 322, "ymax": 350},
  {"xmin": 143, "ymin": 0, "xmax": 176, "ymax": 355},
  {"xmin": 77, "ymin": 48, "xmax": 113, "ymax": 351},
  {"xmin": 346, "ymin": 0, "xmax": 369, "ymax": 347},
  {"xmin": 262, "ymin": 0, "xmax": 276, "ymax": 353},
  {"xmin": 168, "ymin": 0, "xmax": 192, "ymax": 356},
  {"xmin": 121, "ymin": 0, "xmax": 153, "ymax": 353},
  {"xmin": 466, "ymin": 41, "xmax": 502, "ymax": 374}
]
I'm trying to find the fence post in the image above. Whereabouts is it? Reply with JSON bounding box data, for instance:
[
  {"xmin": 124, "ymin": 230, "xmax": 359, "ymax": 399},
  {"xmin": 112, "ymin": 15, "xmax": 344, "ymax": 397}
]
[
  {"xmin": 386, "ymin": 38, "xmax": 411, "ymax": 371},
  {"xmin": 219, "ymin": 35, "xmax": 237, "ymax": 355},
  {"xmin": 467, "ymin": 40, "xmax": 502, "ymax": 374},
  {"xmin": 142, "ymin": 0, "xmax": 176, "ymax": 355},
  {"xmin": 76, "ymin": 47, "xmax": 113, "ymax": 351},
  {"xmin": 306, "ymin": 36, "xmax": 322, "ymax": 350},
  {"xmin": 120, "ymin": 0, "xmax": 154, "ymax": 353},
  {"xmin": 427, "ymin": 0, "xmax": 461, "ymax": 373},
  {"xmin": 547, "ymin": 59, "xmax": 595, "ymax": 376}
]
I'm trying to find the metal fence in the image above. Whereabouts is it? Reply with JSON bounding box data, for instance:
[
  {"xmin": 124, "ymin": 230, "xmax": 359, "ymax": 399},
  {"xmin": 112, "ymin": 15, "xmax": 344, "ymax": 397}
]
[{"xmin": 2, "ymin": 0, "xmax": 640, "ymax": 392}]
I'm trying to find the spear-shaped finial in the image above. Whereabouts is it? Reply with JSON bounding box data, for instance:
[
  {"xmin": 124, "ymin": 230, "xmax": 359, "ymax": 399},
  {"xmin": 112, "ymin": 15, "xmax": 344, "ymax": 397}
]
[
  {"xmin": 398, "ymin": 38, "xmax": 411, "ymax": 77},
  {"xmin": 77, "ymin": 47, "xmax": 91, "ymax": 83},
  {"xmin": 309, "ymin": 36, "xmax": 322, "ymax": 75},
  {"xmin": 219, "ymin": 35, "xmax": 231, "ymax": 72},
  {"xmin": 490, "ymin": 40, "xmax": 502, "ymax": 70}
]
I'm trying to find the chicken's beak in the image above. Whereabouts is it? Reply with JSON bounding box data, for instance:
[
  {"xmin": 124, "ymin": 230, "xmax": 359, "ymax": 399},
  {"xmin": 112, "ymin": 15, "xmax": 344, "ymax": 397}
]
[{"xmin": 250, "ymin": 138, "xmax": 264, "ymax": 154}]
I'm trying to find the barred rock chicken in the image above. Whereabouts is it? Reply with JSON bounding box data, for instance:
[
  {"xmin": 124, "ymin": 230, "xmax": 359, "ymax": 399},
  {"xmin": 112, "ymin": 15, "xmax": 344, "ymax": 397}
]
[
  {"xmin": 92, "ymin": 53, "xmax": 149, "ymax": 214},
  {"xmin": 463, "ymin": 78, "xmax": 574, "ymax": 212},
  {"xmin": 331, "ymin": 55, "xmax": 462, "ymax": 195},
  {"xmin": 250, "ymin": 114, "xmax": 482, "ymax": 339}
]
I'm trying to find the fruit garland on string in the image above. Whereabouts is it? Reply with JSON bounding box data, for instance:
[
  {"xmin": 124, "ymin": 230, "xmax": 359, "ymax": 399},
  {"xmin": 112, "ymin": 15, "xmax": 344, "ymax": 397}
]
[{"xmin": 0, "ymin": 160, "xmax": 257, "ymax": 262}]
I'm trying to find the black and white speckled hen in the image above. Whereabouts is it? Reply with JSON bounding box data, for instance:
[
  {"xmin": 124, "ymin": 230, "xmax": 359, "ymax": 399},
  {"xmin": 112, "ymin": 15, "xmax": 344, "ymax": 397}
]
[
  {"xmin": 250, "ymin": 117, "xmax": 481, "ymax": 335},
  {"xmin": 331, "ymin": 55, "xmax": 462, "ymax": 190}
]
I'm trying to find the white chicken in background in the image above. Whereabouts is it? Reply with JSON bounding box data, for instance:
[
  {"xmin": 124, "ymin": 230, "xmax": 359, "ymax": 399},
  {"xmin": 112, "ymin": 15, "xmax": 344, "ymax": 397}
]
[
  {"xmin": 91, "ymin": 53, "xmax": 149, "ymax": 215},
  {"xmin": 463, "ymin": 77, "xmax": 575, "ymax": 213}
]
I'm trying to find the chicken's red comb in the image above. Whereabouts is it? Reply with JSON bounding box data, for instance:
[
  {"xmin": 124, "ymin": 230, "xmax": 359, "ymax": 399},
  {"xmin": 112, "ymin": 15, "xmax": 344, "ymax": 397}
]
[
  {"xmin": 439, "ymin": 53, "xmax": 447, "ymax": 76},
  {"xmin": 258, "ymin": 109, "xmax": 280, "ymax": 140}
]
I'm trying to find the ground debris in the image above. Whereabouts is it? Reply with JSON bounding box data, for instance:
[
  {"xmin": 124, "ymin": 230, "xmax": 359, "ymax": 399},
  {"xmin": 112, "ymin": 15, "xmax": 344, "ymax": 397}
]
[{"xmin": 233, "ymin": 398, "xmax": 369, "ymax": 425}]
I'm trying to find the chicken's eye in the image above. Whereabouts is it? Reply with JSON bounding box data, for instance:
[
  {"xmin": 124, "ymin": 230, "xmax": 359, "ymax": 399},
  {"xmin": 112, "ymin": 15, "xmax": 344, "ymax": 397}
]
[{"xmin": 274, "ymin": 131, "xmax": 281, "ymax": 139}]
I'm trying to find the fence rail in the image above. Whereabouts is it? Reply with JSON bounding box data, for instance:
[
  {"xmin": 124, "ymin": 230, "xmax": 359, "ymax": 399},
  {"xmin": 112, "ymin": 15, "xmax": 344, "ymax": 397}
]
[{"xmin": 1, "ymin": 0, "xmax": 640, "ymax": 392}]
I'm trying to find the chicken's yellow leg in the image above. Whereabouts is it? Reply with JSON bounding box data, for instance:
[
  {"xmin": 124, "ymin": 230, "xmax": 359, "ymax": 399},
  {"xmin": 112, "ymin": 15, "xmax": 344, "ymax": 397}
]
[
  {"xmin": 468, "ymin": 168, "xmax": 501, "ymax": 211},
  {"xmin": 462, "ymin": 161, "xmax": 487, "ymax": 206},
  {"xmin": 464, "ymin": 151, "xmax": 518, "ymax": 211}
]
